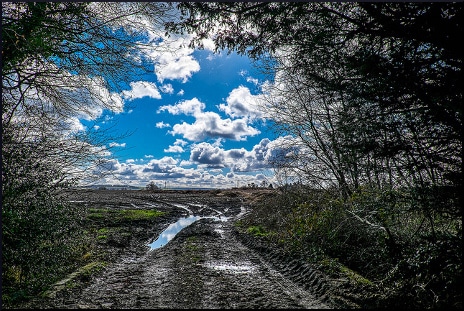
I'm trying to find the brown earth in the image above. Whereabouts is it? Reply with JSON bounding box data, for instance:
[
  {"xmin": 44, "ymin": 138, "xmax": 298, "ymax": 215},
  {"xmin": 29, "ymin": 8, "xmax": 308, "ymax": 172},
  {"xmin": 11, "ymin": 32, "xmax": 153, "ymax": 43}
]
[{"xmin": 17, "ymin": 189, "xmax": 378, "ymax": 309}]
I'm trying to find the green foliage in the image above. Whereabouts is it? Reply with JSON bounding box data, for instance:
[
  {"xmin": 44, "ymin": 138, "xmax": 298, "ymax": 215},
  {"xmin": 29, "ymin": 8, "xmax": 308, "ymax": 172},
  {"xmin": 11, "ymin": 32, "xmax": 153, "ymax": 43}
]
[
  {"xmin": 97, "ymin": 228, "xmax": 109, "ymax": 234},
  {"xmin": 79, "ymin": 261, "xmax": 107, "ymax": 278},
  {"xmin": 87, "ymin": 208, "xmax": 165, "ymax": 223},
  {"xmin": 246, "ymin": 225, "xmax": 268, "ymax": 237},
  {"xmin": 1, "ymin": 188, "xmax": 87, "ymax": 305},
  {"xmin": 119, "ymin": 209, "xmax": 165, "ymax": 221},
  {"xmin": 2, "ymin": 2, "xmax": 89, "ymax": 72},
  {"xmin": 2, "ymin": 2, "xmax": 176, "ymax": 307},
  {"xmin": 243, "ymin": 186, "xmax": 462, "ymax": 308}
]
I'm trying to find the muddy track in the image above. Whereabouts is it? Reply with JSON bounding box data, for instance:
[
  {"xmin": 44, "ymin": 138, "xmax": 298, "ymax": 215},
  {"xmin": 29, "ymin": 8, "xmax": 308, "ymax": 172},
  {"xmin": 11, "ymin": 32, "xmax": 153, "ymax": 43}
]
[{"xmin": 21, "ymin": 190, "xmax": 363, "ymax": 309}]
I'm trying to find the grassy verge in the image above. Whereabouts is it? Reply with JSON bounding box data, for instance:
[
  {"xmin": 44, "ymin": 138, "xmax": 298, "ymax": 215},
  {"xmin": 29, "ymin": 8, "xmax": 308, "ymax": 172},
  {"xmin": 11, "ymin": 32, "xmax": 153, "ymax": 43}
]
[
  {"xmin": 2, "ymin": 205, "xmax": 166, "ymax": 308},
  {"xmin": 237, "ymin": 186, "xmax": 462, "ymax": 309}
]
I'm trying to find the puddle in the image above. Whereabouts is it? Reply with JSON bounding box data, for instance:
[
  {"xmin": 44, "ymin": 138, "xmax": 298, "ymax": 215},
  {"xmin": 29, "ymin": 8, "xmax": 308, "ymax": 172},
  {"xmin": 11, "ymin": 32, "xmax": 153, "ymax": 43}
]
[{"xmin": 148, "ymin": 215, "xmax": 228, "ymax": 250}]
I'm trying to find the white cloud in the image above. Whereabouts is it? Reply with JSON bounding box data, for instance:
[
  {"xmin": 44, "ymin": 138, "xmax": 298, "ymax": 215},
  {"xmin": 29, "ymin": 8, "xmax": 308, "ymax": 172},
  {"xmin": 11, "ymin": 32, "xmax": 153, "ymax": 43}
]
[
  {"xmin": 158, "ymin": 98, "xmax": 205, "ymax": 116},
  {"xmin": 160, "ymin": 83, "xmax": 174, "ymax": 94},
  {"xmin": 109, "ymin": 142, "xmax": 126, "ymax": 148},
  {"xmin": 218, "ymin": 85, "xmax": 264, "ymax": 120},
  {"xmin": 187, "ymin": 137, "xmax": 295, "ymax": 173},
  {"xmin": 201, "ymin": 38, "xmax": 216, "ymax": 51},
  {"xmin": 155, "ymin": 54, "xmax": 200, "ymax": 83},
  {"xmin": 66, "ymin": 117, "xmax": 86, "ymax": 133},
  {"xmin": 156, "ymin": 121, "xmax": 171, "ymax": 128},
  {"xmin": 173, "ymin": 139, "xmax": 188, "ymax": 146},
  {"xmin": 121, "ymin": 81, "xmax": 161, "ymax": 101},
  {"xmin": 146, "ymin": 34, "xmax": 201, "ymax": 83},
  {"xmin": 170, "ymin": 112, "xmax": 260, "ymax": 141},
  {"xmin": 144, "ymin": 155, "xmax": 154, "ymax": 158},
  {"xmin": 85, "ymin": 142, "xmax": 282, "ymax": 189},
  {"xmin": 190, "ymin": 142, "xmax": 225, "ymax": 168},
  {"xmin": 164, "ymin": 145, "xmax": 184, "ymax": 153},
  {"xmin": 177, "ymin": 89, "xmax": 185, "ymax": 96},
  {"xmin": 246, "ymin": 76, "xmax": 259, "ymax": 85},
  {"xmin": 159, "ymin": 97, "xmax": 260, "ymax": 142}
]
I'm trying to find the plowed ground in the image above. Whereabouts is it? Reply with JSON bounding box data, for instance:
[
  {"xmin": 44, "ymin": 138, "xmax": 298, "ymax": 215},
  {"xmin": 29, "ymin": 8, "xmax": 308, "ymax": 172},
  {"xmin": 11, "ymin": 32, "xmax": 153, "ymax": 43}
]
[{"xmin": 20, "ymin": 189, "xmax": 367, "ymax": 309}]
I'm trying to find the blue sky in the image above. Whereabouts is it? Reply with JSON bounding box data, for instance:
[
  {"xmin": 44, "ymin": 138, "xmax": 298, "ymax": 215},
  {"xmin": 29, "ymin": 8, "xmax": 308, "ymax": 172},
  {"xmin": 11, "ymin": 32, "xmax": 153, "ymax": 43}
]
[{"xmin": 79, "ymin": 33, "xmax": 287, "ymax": 189}]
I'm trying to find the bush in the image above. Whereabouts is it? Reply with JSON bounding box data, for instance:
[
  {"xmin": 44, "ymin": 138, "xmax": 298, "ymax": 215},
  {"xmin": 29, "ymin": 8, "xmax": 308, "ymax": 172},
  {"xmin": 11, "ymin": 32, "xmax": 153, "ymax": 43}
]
[{"xmin": 242, "ymin": 185, "xmax": 462, "ymax": 308}]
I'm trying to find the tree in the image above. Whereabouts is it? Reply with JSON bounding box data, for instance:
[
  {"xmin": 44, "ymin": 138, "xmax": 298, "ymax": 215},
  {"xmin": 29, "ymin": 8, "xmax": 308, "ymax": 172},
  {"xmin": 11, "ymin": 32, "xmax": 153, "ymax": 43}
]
[
  {"xmin": 169, "ymin": 3, "xmax": 463, "ymax": 307},
  {"xmin": 146, "ymin": 181, "xmax": 160, "ymax": 191},
  {"xmin": 170, "ymin": 2, "xmax": 462, "ymax": 200},
  {"xmin": 2, "ymin": 2, "xmax": 177, "ymax": 301}
]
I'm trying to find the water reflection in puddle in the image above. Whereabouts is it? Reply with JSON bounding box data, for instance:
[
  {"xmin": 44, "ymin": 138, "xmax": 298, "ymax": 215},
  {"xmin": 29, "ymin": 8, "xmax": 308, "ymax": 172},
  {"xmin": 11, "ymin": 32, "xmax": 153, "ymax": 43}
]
[{"xmin": 148, "ymin": 215, "xmax": 228, "ymax": 250}]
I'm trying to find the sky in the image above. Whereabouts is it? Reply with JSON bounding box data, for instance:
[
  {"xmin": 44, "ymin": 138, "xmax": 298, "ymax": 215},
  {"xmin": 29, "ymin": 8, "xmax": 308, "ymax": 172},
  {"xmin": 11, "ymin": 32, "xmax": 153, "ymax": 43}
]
[{"xmin": 78, "ymin": 29, "xmax": 288, "ymax": 190}]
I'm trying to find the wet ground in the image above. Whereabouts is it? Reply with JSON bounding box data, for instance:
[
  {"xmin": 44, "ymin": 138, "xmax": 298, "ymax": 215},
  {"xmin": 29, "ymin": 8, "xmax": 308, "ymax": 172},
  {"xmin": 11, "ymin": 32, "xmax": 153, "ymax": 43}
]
[{"xmin": 19, "ymin": 189, "xmax": 366, "ymax": 309}]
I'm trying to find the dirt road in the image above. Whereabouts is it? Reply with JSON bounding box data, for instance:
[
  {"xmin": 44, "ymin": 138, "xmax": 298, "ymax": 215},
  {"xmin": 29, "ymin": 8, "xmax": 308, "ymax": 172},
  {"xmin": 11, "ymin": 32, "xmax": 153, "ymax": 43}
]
[{"xmin": 25, "ymin": 190, "xmax": 348, "ymax": 309}]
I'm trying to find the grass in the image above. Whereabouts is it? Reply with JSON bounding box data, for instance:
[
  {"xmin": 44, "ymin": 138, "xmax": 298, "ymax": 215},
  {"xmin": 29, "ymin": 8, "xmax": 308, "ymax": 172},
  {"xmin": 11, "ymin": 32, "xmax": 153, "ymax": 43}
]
[
  {"xmin": 41, "ymin": 261, "xmax": 108, "ymax": 298},
  {"xmin": 87, "ymin": 208, "xmax": 165, "ymax": 222},
  {"xmin": 246, "ymin": 225, "xmax": 269, "ymax": 237},
  {"xmin": 339, "ymin": 265, "xmax": 372, "ymax": 286},
  {"xmin": 118, "ymin": 209, "xmax": 165, "ymax": 220},
  {"xmin": 185, "ymin": 236, "xmax": 201, "ymax": 263},
  {"xmin": 56, "ymin": 207, "xmax": 167, "ymax": 295}
]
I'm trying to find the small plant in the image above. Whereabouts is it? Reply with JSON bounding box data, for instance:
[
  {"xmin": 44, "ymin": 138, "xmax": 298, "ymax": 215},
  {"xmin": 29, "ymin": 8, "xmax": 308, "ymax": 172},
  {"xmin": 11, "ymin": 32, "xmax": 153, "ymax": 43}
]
[
  {"xmin": 247, "ymin": 225, "xmax": 268, "ymax": 237},
  {"xmin": 118, "ymin": 209, "xmax": 165, "ymax": 221},
  {"xmin": 97, "ymin": 228, "xmax": 109, "ymax": 234},
  {"xmin": 339, "ymin": 265, "xmax": 372, "ymax": 286}
]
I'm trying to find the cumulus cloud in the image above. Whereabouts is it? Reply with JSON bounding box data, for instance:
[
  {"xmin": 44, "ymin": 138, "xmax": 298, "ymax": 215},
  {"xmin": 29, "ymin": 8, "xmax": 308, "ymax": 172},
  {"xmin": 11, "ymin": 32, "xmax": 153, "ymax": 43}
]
[
  {"xmin": 66, "ymin": 117, "xmax": 86, "ymax": 133},
  {"xmin": 158, "ymin": 98, "xmax": 260, "ymax": 142},
  {"xmin": 158, "ymin": 98, "xmax": 204, "ymax": 116},
  {"xmin": 246, "ymin": 76, "xmax": 259, "ymax": 85},
  {"xmin": 185, "ymin": 137, "xmax": 301, "ymax": 173},
  {"xmin": 121, "ymin": 81, "xmax": 161, "ymax": 100},
  {"xmin": 146, "ymin": 34, "xmax": 201, "ymax": 83},
  {"xmin": 187, "ymin": 138, "xmax": 280, "ymax": 172},
  {"xmin": 156, "ymin": 54, "xmax": 200, "ymax": 83},
  {"xmin": 156, "ymin": 121, "xmax": 171, "ymax": 128},
  {"xmin": 173, "ymin": 139, "xmax": 188, "ymax": 146},
  {"xmin": 109, "ymin": 142, "xmax": 126, "ymax": 148},
  {"xmin": 142, "ymin": 157, "xmax": 178, "ymax": 173},
  {"xmin": 164, "ymin": 145, "xmax": 184, "ymax": 153},
  {"xmin": 164, "ymin": 138, "xmax": 189, "ymax": 153},
  {"xmin": 201, "ymin": 38, "xmax": 216, "ymax": 51},
  {"xmin": 170, "ymin": 112, "xmax": 260, "ymax": 141},
  {"xmin": 85, "ymin": 138, "xmax": 291, "ymax": 189},
  {"xmin": 91, "ymin": 4, "xmax": 201, "ymax": 85},
  {"xmin": 190, "ymin": 142, "xmax": 226, "ymax": 168},
  {"xmin": 218, "ymin": 85, "xmax": 264, "ymax": 120},
  {"xmin": 160, "ymin": 83, "xmax": 174, "ymax": 94}
]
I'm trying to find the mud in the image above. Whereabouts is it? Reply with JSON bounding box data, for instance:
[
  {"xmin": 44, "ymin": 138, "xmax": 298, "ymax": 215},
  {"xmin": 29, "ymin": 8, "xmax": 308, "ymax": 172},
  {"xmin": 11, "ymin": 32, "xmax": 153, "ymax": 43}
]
[{"xmin": 18, "ymin": 189, "xmax": 368, "ymax": 309}]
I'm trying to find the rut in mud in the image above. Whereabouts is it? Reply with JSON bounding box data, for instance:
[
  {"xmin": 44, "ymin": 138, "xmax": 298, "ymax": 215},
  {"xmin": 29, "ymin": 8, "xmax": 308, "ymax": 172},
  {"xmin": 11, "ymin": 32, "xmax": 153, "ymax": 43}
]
[{"xmin": 22, "ymin": 190, "xmax": 360, "ymax": 309}]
